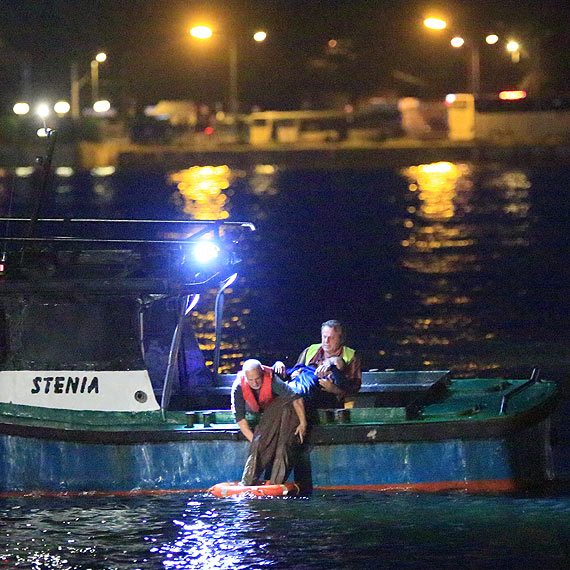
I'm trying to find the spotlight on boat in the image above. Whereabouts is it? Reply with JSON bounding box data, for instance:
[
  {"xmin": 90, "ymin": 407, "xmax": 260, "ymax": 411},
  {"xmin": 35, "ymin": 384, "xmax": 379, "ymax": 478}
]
[{"xmin": 192, "ymin": 241, "xmax": 220, "ymax": 264}]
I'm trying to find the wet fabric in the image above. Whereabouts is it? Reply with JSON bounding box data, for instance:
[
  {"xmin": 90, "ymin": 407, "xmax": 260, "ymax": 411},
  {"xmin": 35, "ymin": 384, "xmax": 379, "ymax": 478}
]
[
  {"xmin": 286, "ymin": 364, "xmax": 350, "ymax": 402},
  {"xmin": 240, "ymin": 396, "xmax": 302, "ymax": 485}
]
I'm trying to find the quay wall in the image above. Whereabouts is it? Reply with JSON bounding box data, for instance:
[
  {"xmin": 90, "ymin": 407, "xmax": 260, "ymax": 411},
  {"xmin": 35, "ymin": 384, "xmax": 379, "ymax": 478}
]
[{"xmin": 116, "ymin": 142, "xmax": 570, "ymax": 171}]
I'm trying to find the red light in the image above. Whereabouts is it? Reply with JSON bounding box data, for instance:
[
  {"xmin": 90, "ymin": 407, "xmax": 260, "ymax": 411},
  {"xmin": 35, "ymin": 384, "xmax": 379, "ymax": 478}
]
[
  {"xmin": 204, "ymin": 126, "xmax": 214, "ymax": 135},
  {"xmin": 499, "ymin": 90, "xmax": 527, "ymax": 101},
  {"xmin": 0, "ymin": 264, "xmax": 5, "ymax": 273}
]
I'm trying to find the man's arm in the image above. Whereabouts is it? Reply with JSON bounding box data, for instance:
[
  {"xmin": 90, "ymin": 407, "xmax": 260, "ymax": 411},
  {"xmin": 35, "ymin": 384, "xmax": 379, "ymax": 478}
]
[
  {"xmin": 236, "ymin": 418, "xmax": 254, "ymax": 442},
  {"xmin": 231, "ymin": 377, "xmax": 250, "ymax": 440},
  {"xmin": 345, "ymin": 353, "xmax": 362, "ymax": 393},
  {"xmin": 292, "ymin": 397, "xmax": 307, "ymax": 443}
]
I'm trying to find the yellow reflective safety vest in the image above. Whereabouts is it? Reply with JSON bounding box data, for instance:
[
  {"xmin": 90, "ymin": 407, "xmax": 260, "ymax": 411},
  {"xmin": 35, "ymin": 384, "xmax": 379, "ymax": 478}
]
[{"xmin": 304, "ymin": 343, "xmax": 355, "ymax": 365}]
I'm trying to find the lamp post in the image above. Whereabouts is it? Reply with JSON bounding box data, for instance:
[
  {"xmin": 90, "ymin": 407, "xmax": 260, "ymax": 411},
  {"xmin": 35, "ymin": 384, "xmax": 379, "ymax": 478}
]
[
  {"xmin": 91, "ymin": 52, "xmax": 107, "ymax": 104},
  {"xmin": 70, "ymin": 52, "xmax": 107, "ymax": 119},
  {"xmin": 190, "ymin": 25, "xmax": 267, "ymax": 115},
  {"xmin": 423, "ymin": 18, "xmax": 521, "ymax": 97}
]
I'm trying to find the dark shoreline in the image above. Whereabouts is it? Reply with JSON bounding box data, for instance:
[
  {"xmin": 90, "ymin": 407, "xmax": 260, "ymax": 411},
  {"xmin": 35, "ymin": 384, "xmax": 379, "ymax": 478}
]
[{"xmin": 117, "ymin": 141, "xmax": 570, "ymax": 171}]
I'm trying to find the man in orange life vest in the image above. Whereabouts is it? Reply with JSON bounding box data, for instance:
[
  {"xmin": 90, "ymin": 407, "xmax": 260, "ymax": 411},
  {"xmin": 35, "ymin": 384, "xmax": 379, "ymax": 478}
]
[
  {"xmin": 274, "ymin": 319, "xmax": 361, "ymax": 409},
  {"xmin": 231, "ymin": 358, "xmax": 307, "ymax": 485}
]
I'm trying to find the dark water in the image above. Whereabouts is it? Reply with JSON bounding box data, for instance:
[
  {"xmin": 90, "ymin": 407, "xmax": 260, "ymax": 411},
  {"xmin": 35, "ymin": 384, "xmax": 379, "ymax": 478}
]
[
  {"xmin": 2, "ymin": 488, "xmax": 570, "ymax": 569},
  {"xmin": 2, "ymin": 160, "xmax": 570, "ymax": 567},
  {"xmin": 4, "ymin": 160, "xmax": 570, "ymax": 377}
]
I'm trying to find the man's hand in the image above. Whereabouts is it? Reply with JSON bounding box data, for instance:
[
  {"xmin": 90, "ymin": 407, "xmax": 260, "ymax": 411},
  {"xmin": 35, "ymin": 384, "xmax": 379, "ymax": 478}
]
[
  {"xmin": 273, "ymin": 361, "xmax": 286, "ymax": 376},
  {"xmin": 295, "ymin": 421, "xmax": 307, "ymax": 444},
  {"xmin": 319, "ymin": 377, "xmax": 342, "ymax": 395},
  {"xmin": 315, "ymin": 363, "xmax": 331, "ymax": 378}
]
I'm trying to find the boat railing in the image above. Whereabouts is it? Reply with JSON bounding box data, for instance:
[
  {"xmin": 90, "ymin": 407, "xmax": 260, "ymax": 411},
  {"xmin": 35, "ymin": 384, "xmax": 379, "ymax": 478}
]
[
  {"xmin": 0, "ymin": 217, "xmax": 256, "ymax": 294},
  {"xmin": 499, "ymin": 367, "xmax": 541, "ymax": 414}
]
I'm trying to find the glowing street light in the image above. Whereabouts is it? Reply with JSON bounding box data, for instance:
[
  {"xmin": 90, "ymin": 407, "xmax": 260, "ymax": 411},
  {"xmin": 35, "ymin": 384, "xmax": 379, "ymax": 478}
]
[
  {"xmin": 190, "ymin": 26, "xmax": 213, "ymax": 39},
  {"xmin": 424, "ymin": 17, "xmax": 524, "ymax": 96},
  {"xmin": 71, "ymin": 51, "xmax": 109, "ymax": 119},
  {"xmin": 189, "ymin": 25, "xmax": 267, "ymax": 115},
  {"xmin": 506, "ymin": 40, "xmax": 520, "ymax": 53},
  {"xmin": 54, "ymin": 101, "xmax": 71, "ymax": 115},
  {"xmin": 13, "ymin": 102, "xmax": 30, "ymax": 115},
  {"xmin": 93, "ymin": 99, "xmax": 111, "ymax": 113},
  {"xmin": 36, "ymin": 103, "xmax": 50, "ymax": 119},
  {"xmin": 91, "ymin": 52, "xmax": 107, "ymax": 104},
  {"xmin": 424, "ymin": 18, "xmax": 447, "ymax": 30}
]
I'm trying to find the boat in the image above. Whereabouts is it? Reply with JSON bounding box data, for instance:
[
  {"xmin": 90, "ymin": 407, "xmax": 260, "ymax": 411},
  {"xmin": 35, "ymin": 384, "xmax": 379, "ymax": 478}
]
[
  {"xmin": 0, "ymin": 133, "xmax": 559, "ymax": 496},
  {"xmin": 0, "ymin": 233, "xmax": 558, "ymax": 497}
]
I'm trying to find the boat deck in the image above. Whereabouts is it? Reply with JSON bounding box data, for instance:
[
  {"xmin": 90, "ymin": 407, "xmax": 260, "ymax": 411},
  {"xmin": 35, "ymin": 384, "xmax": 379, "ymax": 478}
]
[{"xmin": 0, "ymin": 374, "xmax": 558, "ymax": 445}]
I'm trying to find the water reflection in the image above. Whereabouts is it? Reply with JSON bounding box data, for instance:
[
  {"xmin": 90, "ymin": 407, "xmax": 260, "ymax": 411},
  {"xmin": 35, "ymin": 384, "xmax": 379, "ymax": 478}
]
[
  {"xmin": 396, "ymin": 161, "xmax": 534, "ymax": 373},
  {"xmin": 155, "ymin": 500, "xmax": 263, "ymax": 569},
  {"xmin": 170, "ymin": 165, "xmax": 231, "ymax": 220}
]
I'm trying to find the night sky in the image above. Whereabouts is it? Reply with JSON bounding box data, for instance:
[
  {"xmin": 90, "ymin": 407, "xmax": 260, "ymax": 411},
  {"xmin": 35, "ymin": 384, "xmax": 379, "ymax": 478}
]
[{"xmin": 1, "ymin": 0, "xmax": 569, "ymax": 112}]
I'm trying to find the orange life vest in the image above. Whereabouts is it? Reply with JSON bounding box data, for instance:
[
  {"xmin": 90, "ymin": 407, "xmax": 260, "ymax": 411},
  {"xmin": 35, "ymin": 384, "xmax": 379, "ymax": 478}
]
[{"xmin": 239, "ymin": 365, "xmax": 274, "ymax": 413}]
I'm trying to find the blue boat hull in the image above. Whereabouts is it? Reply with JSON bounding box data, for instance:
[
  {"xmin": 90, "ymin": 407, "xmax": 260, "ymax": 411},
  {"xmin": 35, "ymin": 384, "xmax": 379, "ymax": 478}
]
[{"xmin": 0, "ymin": 419, "xmax": 553, "ymax": 495}]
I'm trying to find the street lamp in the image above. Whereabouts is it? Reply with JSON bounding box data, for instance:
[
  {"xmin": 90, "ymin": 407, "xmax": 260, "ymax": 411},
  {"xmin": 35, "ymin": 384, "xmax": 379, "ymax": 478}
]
[
  {"xmin": 190, "ymin": 25, "xmax": 267, "ymax": 115},
  {"xmin": 424, "ymin": 18, "xmax": 521, "ymax": 96},
  {"xmin": 70, "ymin": 52, "xmax": 108, "ymax": 119},
  {"xmin": 91, "ymin": 52, "xmax": 107, "ymax": 104},
  {"xmin": 54, "ymin": 101, "xmax": 71, "ymax": 115},
  {"xmin": 13, "ymin": 102, "xmax": 30, "ymax": 115}
]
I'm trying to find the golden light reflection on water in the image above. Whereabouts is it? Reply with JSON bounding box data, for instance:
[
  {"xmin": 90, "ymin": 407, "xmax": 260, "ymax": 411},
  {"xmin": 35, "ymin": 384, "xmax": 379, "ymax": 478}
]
[
  {"xmin": 169, "ymin": 165, "xmax": 240, "ymax": 372},
  {"xmin": 395, "ymin": 162, "xmax": 533, "ymax": 373},
  {"xmin": 170, "ymin": 165, "xmax": 231, "ymax": 220},
  {"xmin": 168, "ymin": 164, "xmax": 277, "ymax": 373}
]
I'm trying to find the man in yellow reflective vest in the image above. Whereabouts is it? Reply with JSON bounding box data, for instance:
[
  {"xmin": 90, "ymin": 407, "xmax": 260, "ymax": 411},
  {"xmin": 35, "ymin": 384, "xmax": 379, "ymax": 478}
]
[{"xmin": 274, "ymin": 319, "xmax": 361, "ymax": 408}]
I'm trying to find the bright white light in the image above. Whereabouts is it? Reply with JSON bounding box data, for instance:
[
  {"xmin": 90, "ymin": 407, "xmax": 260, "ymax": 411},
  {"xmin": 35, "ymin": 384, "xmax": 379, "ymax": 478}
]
[
  {"xmin": 95, "ymin": 52, "xmax": 107, "ymax": 63},
  {"xmin": 54, "ymin": 101, "xmax": 71, "ymax": 114},
  {"xmin": 13, "ymin": 102, "xmax": 30, "ymax": 115},
  {"xmin": 56, "ymin": 167, "xmax": 75, "ymax": 177},
  {"xmin": 36, "ymin": 128, "xmax": 50, "ymax": 138},
  {"xmin": 445, "ymin": 93, "xmax": 457, "ymax": 105},
  {"xmin": 192, "ymin": 241, "xmax": 220, "ymax": 264},
  {"xmin": 450, "ymin": 36, "xmax": 465, "ymax": 48},
  {"xmin": 506, "ymin": 40, "xmax": 520, "ymax": 52},
  {"xmin": 15, "ymin": 166, "xmax": 35, "ymax": 177},
  {"xmin": 36, "ymin": 103, "xmax": 50, "ymax": 118},
  {"xmin": 486, "ymin": 34, "xmax": 499, "ymax": 45},
  {"xmin": 190, "ymin": 26, "xmax": 213, "ymax": 39},
  {"xmin": 253, "ymin": 31, "xmax": 267, "ymax": 42},
  {"xmin": 93, "ymin": 100, "xmax": 111, "ymax": 113},
  {"xmin": 424, "ymin": 18, "xmax": 447, "ymax": 30},
  {"xmin": 91, "ymin": 166, "xmax": 116, "ymax": 177}
]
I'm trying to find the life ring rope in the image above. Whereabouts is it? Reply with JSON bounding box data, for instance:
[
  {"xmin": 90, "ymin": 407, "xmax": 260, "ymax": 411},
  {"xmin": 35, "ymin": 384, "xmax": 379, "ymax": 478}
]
[{"xmin": 209, "ymin": 481, "xmax": 300, "ymax": 498}]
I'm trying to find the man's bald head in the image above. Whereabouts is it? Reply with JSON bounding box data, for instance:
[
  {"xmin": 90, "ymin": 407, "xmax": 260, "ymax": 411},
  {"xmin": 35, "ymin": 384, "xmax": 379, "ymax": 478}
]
[{"xmin": 242, "ymin": 359, "xmax": 265, "ymax": 389}]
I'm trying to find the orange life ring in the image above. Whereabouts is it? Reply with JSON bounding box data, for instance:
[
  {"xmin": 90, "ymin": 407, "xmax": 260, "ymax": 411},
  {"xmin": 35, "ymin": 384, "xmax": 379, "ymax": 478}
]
[{"xmin": 208, "ymin": 481, "xmax": 300, "ymax": 498}]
